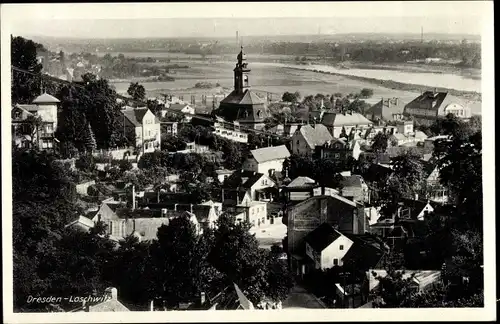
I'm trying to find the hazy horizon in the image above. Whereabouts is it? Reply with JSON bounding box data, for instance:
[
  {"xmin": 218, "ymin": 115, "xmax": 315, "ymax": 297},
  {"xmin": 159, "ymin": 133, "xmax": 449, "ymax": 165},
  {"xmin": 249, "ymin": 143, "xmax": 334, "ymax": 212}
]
[{"xmin": 3, "ymin": 2, "xmax": 487, "ymax": 39}]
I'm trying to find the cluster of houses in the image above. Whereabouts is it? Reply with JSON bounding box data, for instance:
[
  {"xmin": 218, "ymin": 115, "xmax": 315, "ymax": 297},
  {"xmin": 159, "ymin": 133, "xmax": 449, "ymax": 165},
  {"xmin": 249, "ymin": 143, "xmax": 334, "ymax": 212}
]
[{"xmin": 12, "ymin": 47, "xmax": 473, "ymax": 311}]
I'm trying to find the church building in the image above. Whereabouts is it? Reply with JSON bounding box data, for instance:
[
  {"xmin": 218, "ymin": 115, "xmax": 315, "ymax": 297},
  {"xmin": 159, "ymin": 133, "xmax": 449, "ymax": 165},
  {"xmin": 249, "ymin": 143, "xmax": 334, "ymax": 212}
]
[{"xmin": 214, "ymin": 47, "xmax": 270, "ymax": 130}]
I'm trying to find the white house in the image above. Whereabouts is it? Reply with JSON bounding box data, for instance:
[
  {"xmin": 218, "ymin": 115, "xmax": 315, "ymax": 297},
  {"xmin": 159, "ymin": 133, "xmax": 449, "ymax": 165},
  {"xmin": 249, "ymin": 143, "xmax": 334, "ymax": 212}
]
[
  {"xmin": 166, "ymin": 103, "xmax": 196, "ymax": 121},
  {"xmin": 320, "ymin": 111, "xmax": 373, "ymax": 138},
  {"xmin": 224, "ymin": 170, "xmax": 277, "ymax": 201},
  {"xmin": 242, "ymin": 145, "xmax": 290, "ymax": 176},
  {"xmin": 121, "ymin": 106, "xmax": 161, "ymax": 153},
  {"xmin": 12, "ymin": 93, "xmax": 60, "ymax": 150},
  {"xmin": 304, "ymin": 223, "xmax": 355, "ymax": 269}
]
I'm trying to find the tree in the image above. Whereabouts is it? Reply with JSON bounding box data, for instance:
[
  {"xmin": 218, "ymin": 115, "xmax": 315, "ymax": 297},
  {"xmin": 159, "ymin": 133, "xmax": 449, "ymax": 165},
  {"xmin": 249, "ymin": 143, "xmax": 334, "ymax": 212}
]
[
  {"xmin": 75, "ymin": 153, "xmax": 96, "ymax": 173},
  {"xmin": 161, "ymin": 134, "xmax": 187, "ymax": 152},
  {"xmin": 282, "ymin": 91, "xmax": 299, "ymax": 103},
  {"xmin": 150, "ymin": 217, "xmax": 204, "ymax": 307},
  {"xmin": 348, "ymin": 99, "xmax": 371, "ymax": 115},
  {"xmin": 127, "ymin": 82, "xmax": 146, "ymax": 102},
  {"xmin": 359, "ymin": 88, "xmax": 374, "ymax": 98},
  {"xmin": 434, "ymin": 130, "xmax": 482, "ymax": 230},
  {"xmin": 11, "ymin": 36, "xmax": 44, "ymax": 104}
]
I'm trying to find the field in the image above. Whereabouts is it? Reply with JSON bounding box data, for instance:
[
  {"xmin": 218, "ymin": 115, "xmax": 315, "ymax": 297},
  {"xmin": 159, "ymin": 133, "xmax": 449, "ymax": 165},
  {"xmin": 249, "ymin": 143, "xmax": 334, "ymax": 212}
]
[{"xmin": 110, "ymin": 58, "xmax": 482, "ymax": 115}]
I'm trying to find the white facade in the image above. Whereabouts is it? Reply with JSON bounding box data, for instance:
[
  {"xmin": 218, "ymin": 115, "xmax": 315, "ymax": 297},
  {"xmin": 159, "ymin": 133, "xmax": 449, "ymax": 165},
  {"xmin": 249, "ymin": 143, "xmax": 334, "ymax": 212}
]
[
  {"xmin": 443, "ymin": 103, "xmax": 471, "ymax": 119},
  {"xmin": 213, "ymin": 122, "xmax": 249, "ymax": 143},
  {"xmin": 290, "ymin": 132, "xmax": 314, "ymax": 155},
  {"xmin": 134, "ymin": 110, "xmax": 161, "ymax": 153},
  {"xmin": 306, "ymin": 234, "xmax": 354, "ymax": 269},
  {"xmin": 242, "ymin": 158, "xmax": 286, "ymax": 176}
]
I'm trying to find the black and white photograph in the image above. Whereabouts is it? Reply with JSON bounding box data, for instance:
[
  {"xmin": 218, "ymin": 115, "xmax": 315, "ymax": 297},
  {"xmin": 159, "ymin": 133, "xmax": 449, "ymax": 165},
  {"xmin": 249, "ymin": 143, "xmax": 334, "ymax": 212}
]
[{"xmin": 1, "ymin": 2, "xmax": 495, "ymax": 323}]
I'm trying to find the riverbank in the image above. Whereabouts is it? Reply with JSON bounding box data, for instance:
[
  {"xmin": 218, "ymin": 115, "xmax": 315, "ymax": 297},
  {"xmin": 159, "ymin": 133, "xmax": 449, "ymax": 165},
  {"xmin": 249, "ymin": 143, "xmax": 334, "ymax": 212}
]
[{"xmin": 287, "ymin": 66, "xmax": 482, "ymax": 102}]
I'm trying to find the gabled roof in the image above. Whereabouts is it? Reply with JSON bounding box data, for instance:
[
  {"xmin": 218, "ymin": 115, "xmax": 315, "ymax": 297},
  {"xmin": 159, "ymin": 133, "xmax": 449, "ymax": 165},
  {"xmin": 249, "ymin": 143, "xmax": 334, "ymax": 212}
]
[
  {"xmin": 287, "ymin": 176, "xmax": 316, "ymax": 188},
  {"xmin": 224, "ymin": 170, "xmax": 270, "ymax": 190},
  {"xmin": 365, "ymin": 98, "xmax": 406, "ymax": 120},
  {"xmin": 391, "ymin": 133, "xmax": 407, "ymax": 141},
  {"xmin": 297, "ymin": 124, "xmax": 333, "ymax": 149},
  {"xmin": 367, "ymin": 270, "xmax": 441, "ymax": 292},
  {"xmin": 304, "ymin": 223, "xmax": 343, "ymax": 252},
  {"xmin": 33, "ymin": 93, "xmax": 60, "ymax": 104},
  {"xmin": 16, "ymin": 104, "xmax": 39, "ymax": 113},
  {"xmin": 321, "ymin": 112, "xmax": 373, "ymax": 127},
  {"xmin": 405, "ymin": 91, "xmax": 448, "ymax": 112},
  {"xmin": 121, "ymin": 107, "xmax": 150, "ymax": 127},
  {"xmin": 250, "ymin": 145, "xmax": 290, "ymax": 163}
]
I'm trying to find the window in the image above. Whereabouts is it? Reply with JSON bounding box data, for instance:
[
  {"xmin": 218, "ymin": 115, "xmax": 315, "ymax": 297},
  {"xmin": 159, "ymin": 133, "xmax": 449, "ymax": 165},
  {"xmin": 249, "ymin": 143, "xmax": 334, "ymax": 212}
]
[
  {"xmin": 334, "ymin": 153, "xmax": 340, "ymax": 159},
  {"xmin": 45, "ymin": 124, "xmax": 53, "ymax": 133},
  {"xmin": 340, "ymin": 245, "xmax": 344, "ymax": 250},
  {"xmin": 296, "ymin": 140, "xmax": 300, "ymax": 146},
  {"xmin": 333, "ymin": 258, "xmax": 339, "ymax": 266}
]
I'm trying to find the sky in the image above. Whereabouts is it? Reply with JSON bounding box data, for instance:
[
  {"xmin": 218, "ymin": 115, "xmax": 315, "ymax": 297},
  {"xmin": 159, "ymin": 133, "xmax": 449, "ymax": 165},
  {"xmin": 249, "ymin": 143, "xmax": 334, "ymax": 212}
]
[{"xmin": 2, "ymin": 2, "xmax": 489, "ymax": 39}]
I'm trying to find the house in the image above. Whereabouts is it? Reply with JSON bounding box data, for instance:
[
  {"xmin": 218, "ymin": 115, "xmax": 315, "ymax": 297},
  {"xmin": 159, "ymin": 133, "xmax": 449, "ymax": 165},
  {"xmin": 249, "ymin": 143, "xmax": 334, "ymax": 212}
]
[
  {"xmin": 403, "ymin": 90, "xmax": 471, "ymax": 125},
  {"xmin": 242, "ymin": 145, "xmax": 290, "ymax": 176},
  {"xmin": 340, "ymin": 175, "xmax": 369, "ymax": 203},
  {"xmin": 304, "ymin": 223, "xmax": 354, "ymax": 270},
  {"xmin": 121, "ymin": 106, "xmax": 161, "ymax": 154},
  {"xmin": 223, "ymin": 170, "xmax": 277, "ymax": 202},
  {"xmin": 11, "ymin": 93, "xmax": 60, "ymax": 150},
  {"xmin": 164, "ymin": 103, "xmax": 195, "ymax": 121},
  {"xmin": 364, "ymin": 270, "xmax": 441, "ymax": 302},
  {"xmin": 65, "ymin": 215, "xmax": 95, "ymax": 232},
  {"xmin": 162, "ymin": 121, "xmax": 178, "ymax": 136},
  {"xmin": 320, "ymin": 111, "xmax": 373, "ymax": 138},
  {"xmin": 285, "ymin": 194, "xmax": 367, "ymax": 275},
  {"xmin": 269, "ymin": 123, "xmax": 303, "ymax": 138},
  {"xmin": 396, "ymin": 198, "xmax": 435, "ymax": 221},
  {"xmin": 226, "ymin": 194, "xmax": 268, "ymax": 229},
  {"xmin": 213, "ymin": 120, "xmax": 249, "ymax": 143},
  {"xmin": 365, "ymin": 98, "xmax": 406, "ymax": 121},
  {"xmin": 215, "ymin": 169, "xmax": 236, "ymax": 183},
  {"xmin": 290, "ymin": 124, "xmax": 333, "ymax": 156},
  {"xmin": 142, "ymin": 201, "xmax": 221, "ymax": 231},
  {"xmin": 70, "ymin": 287, "xmax": 130, "ymax": 312},
  {"xmin": 422, "ymin": 160, "xmax": 449, "ymax": 203},
  {"xmin": 315, "ymin": 138, "xmax": 362, "ymax": 167}
]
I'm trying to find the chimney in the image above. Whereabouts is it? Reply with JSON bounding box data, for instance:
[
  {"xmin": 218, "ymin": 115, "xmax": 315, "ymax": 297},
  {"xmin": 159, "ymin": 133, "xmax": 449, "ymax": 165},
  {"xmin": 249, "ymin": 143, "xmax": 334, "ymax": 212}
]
[
  {"xmin": 104, "ymin": 287, "xmax": 118, "ymax": 301},
  {"xmin": 395, "ymin": 98, "xmax": 399, "ymax": 106},
  {"xmin": 132, "ymin": 185, "xmax": 136, "ymax": 210},
  {"xmin": 174, "ymin": 203, "xmax": 178, "ymax": 211},
  {"xmin": 200, "ymin": 292, "xmax": 206, "ymax": 305},
  {"xmin": 415, "ymin": 193, "xmax": 419, "ymax": 201},
  {"xmin": 190, "ymin": 204, "xmax": 193, "ymax": 213},
  {"xmin": 150, "ymin": 299, "xmax": 154, "ymax": 312},
  {"xmin": 162, "ymin": 208, "xmax": 167, "ymax": 217}
]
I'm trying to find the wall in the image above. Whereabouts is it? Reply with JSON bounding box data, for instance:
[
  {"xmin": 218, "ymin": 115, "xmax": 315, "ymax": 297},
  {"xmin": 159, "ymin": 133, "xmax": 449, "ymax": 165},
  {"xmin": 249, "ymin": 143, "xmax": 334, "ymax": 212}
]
[
  {"xmin": 320, "ymin": 235, "xmax": 354, "ymax": 268},
  {"xmin": 242, "ymin": 158, "xmax": 258, "ymax": 172},
  {"xmin": 257, "ymin": 159, "xmax": 286, "ymax": 175},
  {"xmin": 249, "ymin": 174, "xmax": 276, "ymax": 200},
  {"xmin": 75, "ymin": 180, "xmax": 96, "ymax": 196},
  {"xmin": 289, "ymin": 190, "xmax": 313, "ymax": 202},
  {"xmin": 290, "ymin": 133, "xmax": 313, "ymax": 156}
]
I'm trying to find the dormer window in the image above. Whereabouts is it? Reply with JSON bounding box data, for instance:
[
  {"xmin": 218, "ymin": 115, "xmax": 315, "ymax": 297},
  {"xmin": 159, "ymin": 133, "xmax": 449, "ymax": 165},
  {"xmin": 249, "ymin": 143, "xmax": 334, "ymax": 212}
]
[{"xmin": 257, "ymin": 110, "xmax": 262, "ymax": 118}]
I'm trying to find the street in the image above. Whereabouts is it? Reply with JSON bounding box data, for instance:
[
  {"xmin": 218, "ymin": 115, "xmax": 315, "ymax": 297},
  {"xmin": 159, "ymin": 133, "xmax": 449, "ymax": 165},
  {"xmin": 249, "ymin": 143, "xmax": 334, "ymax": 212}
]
[{"xmin": 282, "ymin": 284, "xmax": 327, "ymax": 309}]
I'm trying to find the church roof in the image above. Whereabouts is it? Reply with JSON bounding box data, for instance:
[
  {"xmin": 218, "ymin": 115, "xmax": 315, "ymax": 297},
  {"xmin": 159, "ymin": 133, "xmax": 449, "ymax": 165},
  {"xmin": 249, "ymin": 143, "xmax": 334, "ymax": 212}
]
[
  {"xmin": 33, "ymin": 93, "xmax": 60, "ymax": 104},
  {"xmin": 220, "ymin": 89, "xmax": 264, "ymax": 105}
]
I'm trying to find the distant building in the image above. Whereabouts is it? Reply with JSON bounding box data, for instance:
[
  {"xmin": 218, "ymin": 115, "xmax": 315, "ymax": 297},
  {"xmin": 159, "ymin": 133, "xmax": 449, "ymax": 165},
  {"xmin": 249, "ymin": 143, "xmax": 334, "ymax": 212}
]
[
  {"xmin": 11, "ymin": 93, "xmax": 60, "ymax": 150},
  {"xmin": 290, "ymin": 124, "xmax": 333, "ymax": 156},
  {"xmin": 365, "ymin": 98, "xmax": 406, "ymax": 121},
  {"xmin": 162, "ymin": 121, "xmax": 178, "ymax": 136},
  {"xmin": 165, "ymin": 103, "xmax": 195, "ymax": 121},
  {"xmin": 315, "ymin": 138, "xmax": 362, "ymax": 167},
  {"xmin": 213, "ymin": 120, "xmax": 249, "ymax": 143},
  {"xmin": 404, "ymin": 90, "xmax": 471, "ymax": 125},
  {"xmin": 242, "ymin": 145, "xmax": 291, "ymax": 176},
  {"xmin": 121, "ymin": 106, "xmax": 161, "ymax": 153},
  {"xmin": 223, "ymin": 170, "xmax": 277, "ymax": 202},
  {"xmin": 320, "ymin": 111, "xmax": 373, "ymax": 138},
  {"xmin": 340, "ymin": 175, "xmax": 369, "ymax": 203},
  {"xmin": 214, "ymin": 47, "xmax": 270, "ymax": 130},
  {"xmin": 284, "ymin": 176, "xmax": 339, "ymax": 202}
]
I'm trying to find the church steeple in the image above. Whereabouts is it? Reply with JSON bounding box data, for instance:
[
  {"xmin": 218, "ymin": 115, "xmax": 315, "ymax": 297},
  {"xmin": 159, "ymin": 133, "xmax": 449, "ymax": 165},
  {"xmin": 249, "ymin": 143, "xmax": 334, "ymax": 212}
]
[{"xmin": 234, "ymin": 46, "xmax": 251, "ymax": 93}]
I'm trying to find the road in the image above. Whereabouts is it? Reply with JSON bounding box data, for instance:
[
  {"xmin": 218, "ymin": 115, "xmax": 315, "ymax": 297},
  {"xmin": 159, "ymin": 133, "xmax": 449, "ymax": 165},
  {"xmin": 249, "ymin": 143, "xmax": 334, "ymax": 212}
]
[{"xmin": 282, "ymin": 284, "xmax": 327, "ymax": 309}]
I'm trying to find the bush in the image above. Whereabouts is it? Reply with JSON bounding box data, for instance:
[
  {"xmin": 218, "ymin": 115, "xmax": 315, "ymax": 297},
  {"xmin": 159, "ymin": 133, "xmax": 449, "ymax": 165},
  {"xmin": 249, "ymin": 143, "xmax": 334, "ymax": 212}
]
[
  {"xmin": 360, "ymin": 88, "xmax": 374, "ymax": 98},
  {"xmin": 75, "ymin": 154, "xmax": 95, "ymax": 173}
]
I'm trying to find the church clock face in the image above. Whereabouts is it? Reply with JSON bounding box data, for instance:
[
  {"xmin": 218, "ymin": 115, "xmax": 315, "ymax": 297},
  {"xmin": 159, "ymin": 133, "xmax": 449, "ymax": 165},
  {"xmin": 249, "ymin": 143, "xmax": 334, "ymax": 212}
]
[{"xmin": 243, "ymin": 74, "xmax": 249, "ymax": 87}]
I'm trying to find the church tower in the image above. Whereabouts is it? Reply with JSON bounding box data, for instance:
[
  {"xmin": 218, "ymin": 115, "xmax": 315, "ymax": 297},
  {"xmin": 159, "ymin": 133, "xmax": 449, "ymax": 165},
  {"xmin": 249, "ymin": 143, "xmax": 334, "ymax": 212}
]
[{"xmin": 233, "ymin": 46, "xmax": 251, "ymax": 94}]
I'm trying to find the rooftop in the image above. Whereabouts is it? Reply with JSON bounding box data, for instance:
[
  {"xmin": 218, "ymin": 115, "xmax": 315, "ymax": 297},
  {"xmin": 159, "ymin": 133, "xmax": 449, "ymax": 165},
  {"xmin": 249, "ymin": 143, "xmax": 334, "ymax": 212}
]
[
  {"xmin": 33, "ymin": 93, "xmax": 60, "ymax": 104},
  {"xmin": 250, "ymin": 145, "xmax": 290, "ymax": 163},
  {"xmin": 297, "ymin": 124, "xmax": 333, "ymax": 149},
  {"xmin": 321, "ymin": 111, "xmax": 373, "ymax": 127},
  {"xmin": 121, "ymin": 107, "xmax": 150, "ymax": 127}
]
